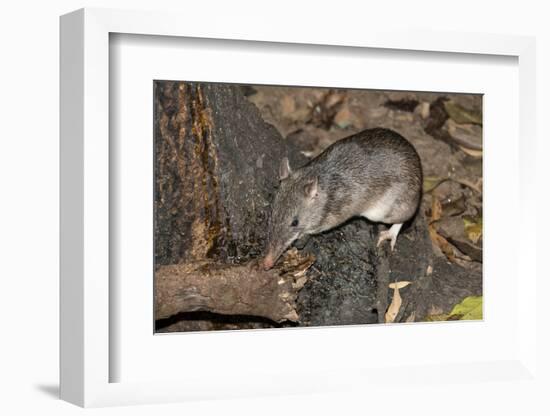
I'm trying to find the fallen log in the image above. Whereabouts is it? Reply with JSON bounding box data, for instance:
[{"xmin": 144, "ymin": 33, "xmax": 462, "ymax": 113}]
[{"xmin": 155, "ymin": 249, "xmax": 315, "ymax": 323}]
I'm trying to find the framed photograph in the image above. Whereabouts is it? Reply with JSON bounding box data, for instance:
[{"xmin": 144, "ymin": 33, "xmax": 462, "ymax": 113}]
[{"xmin": 60, "ymin": 7, "xmax": 538, "ymax": 408}]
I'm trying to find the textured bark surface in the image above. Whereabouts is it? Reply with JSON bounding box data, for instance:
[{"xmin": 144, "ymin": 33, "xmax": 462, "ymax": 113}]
[
  {"xmin": 154, "ymin": 81, "xmax": 482, "ymax": 332},
  {"xmin": 154, "ymin": 81, "xmax": 304, "ymax": 267},
  {"xmin": 155, "ymin": 249, "xmax": 315, "ymax": 323}
]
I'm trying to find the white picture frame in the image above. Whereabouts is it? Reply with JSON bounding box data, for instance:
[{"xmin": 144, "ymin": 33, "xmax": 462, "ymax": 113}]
[{"xmin": 60, "ymin": 7, "xmax": 539, "ymax": 408}]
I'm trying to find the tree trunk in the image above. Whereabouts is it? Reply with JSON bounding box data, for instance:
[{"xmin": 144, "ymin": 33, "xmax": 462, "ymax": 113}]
[{"xmin": 154, "ymin": 81, "xmax": 305, "ymax": 267}]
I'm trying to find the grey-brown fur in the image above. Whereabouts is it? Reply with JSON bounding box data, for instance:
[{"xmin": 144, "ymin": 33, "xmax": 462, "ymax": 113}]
[{"xmin": 263, "ymin": 128, "xmax": 423, "ymax": 270}]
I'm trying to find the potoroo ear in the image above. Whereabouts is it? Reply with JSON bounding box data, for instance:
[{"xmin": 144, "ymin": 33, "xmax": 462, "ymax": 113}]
[
  {"xmin": 303, "ymin": 176, "xmax": 319, "ymax": 199},
  {"xmin": 279, "ymin": 157, "xmax": 292, "ymax": 181}
]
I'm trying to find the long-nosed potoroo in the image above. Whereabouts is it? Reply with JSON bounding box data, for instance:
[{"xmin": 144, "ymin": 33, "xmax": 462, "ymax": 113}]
[{"xmin": 262, "ymin": 127, "xmax": 423, "ymax": 270}]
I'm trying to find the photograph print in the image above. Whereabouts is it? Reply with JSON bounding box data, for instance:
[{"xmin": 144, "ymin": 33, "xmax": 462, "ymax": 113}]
[{"xmin": 153, "ymin": 81, "xmax": 483, "ymax": 333}]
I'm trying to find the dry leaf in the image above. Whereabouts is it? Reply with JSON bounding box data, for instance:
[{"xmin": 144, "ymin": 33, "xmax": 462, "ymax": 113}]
[
  {"xmin": 443, "ymin": 101, "xmax": 482, "ymax": 125},
  {"xmin": 448, "ymin": 296, "xmax": 483, "ymax": 320},
  {"xmin": 324, "ymin": 92, "xmax": 345, "ymax": 108},
  {"xmin": 405, "ymin": 312, "xmax": 416, "ymax": 323},
  {"xmin": 430, "ymin": 195, "xmax": 443, "ymax": 223},
  {"xmin": 389, "ymin": 281, "xmax": 412, "ymax": 290},
  {"xmin": 425, "ymin": 297, "xmax": 483, "ymax": 321},
  {"xmin": 463, "ymin": 216, "xmax": 483, "ymax": 244},
  {"xmin": 280, "ymin": 95, "xmax": 296, "ymax": 117},
  {"xmin": 333, "ymin": 105, "xmax": 356, "ymax": 129},
  {"xmin": 458, "ymin": 145, "xmax": 483, "ymax": 158},
  {"xmin": 414, "ymin": 101, "xmax": 430, "ymax": 119},
  {"xmin": 429, "ymin": 225, "xmax": 456, "ymax": 262},
  {"xmin": 385, "ymin": 281, "xmax": 412, "ymax": 323},
  {"xmin": 428, "ymin": 193, "xmax": 459, "ymax": 262}
]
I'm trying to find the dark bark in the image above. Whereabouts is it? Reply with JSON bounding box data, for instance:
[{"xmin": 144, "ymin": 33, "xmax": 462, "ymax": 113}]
[{"xmin": 154, "ymin": 81, "xmax": 304, "ymax": 267}]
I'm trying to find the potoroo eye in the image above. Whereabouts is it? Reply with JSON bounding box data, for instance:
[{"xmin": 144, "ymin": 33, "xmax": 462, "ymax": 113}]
[{"xmin": 291, "ymin": 218, "xmax": 299, "ymax": 227}]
